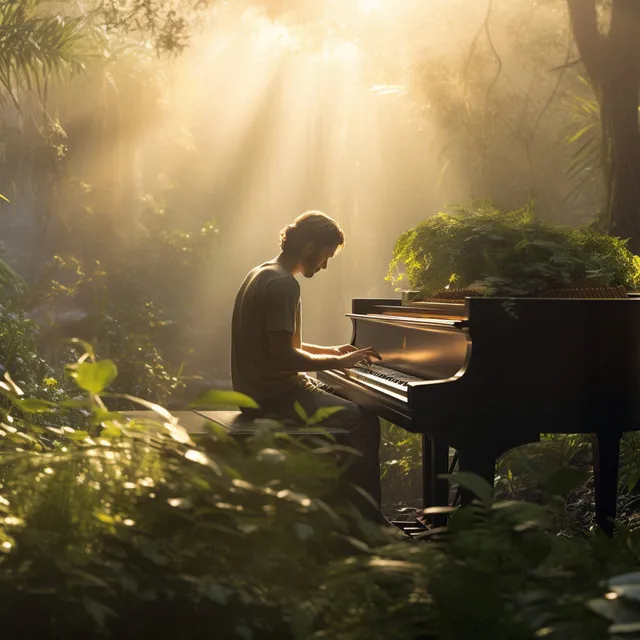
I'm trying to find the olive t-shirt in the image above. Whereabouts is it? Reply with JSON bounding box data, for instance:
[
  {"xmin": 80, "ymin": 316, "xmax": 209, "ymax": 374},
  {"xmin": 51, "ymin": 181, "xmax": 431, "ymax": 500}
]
[{"xmin": 231, "ymin": 262, "xmax": 303, "ymax": 403}]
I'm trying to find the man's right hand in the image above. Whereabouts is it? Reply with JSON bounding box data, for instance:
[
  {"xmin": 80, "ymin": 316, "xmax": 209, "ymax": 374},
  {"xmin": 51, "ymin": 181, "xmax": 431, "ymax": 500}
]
[{"xmin": 337, "ymin": 347, "xmax": 382, "ymax": 368}]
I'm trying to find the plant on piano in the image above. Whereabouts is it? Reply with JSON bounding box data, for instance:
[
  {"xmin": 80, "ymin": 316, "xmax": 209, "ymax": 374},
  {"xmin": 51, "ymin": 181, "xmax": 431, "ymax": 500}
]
[{"xmin": 387, "ymin": 200, "xmax": 640, "ymax": 298}]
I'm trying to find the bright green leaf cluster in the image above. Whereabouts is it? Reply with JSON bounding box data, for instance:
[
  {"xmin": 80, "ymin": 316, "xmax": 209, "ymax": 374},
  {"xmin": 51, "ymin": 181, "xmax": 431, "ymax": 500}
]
[{"xmin": 387, "ymin": 200, "xmax": 640, "ymax": 297}]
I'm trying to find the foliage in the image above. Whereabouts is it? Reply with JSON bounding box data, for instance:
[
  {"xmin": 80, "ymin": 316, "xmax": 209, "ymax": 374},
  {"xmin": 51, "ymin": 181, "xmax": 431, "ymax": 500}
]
[
  {"xmin": 21, "ymin": 189, "xmax": 220, "ymax": 405},
  {"xmin": 0, "ymin": 252, "xmax": 24, "ymax": 294},
  {"xmin": 0, "ymin": 300, "xmax": 73, "ymax": 405},
  {"xmin": 313, "ymin": 471, "xmax": 640, "ymax": 640},
  {"xmin": 380, "ymin": 420, "xmax": 422, "ymax": 512},
  {"xmin": 588, "ymin": 572, "xmax": 640, "ymax": 640},
  {"xmin": 3, "ymin": 349, "xmax": 640, "ymax": 638},
  {"xmin": 409, "ymin": 0, "xmax": 598, "ymax": 221},
  {"xmin": 98, "ymin": 0, "xmax": 215, "ymax": 54},
  {"xmin": 0, "ymin": 0, "xmax": 90, "ymax": 104},
  {"xmin": 0, "ymin": 349, "xmax": 392, "ymax": 639},
  {"xmin": 563, "ymin": 79, "xmax": 605, "ymax": 206},
  {"xmin": 387, "ymin": 200, "xmax": 640, "ymax": 297}
]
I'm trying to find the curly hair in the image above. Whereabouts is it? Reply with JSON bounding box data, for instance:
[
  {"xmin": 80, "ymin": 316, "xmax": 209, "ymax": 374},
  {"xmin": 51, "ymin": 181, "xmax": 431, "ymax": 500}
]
[{"xmin": 279, "ymin": 211, "xmax": 345, "ymax": 254}]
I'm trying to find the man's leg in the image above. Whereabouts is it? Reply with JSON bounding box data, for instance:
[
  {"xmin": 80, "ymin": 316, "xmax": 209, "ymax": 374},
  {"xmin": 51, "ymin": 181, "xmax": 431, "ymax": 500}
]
[{"xmin": 259, "ymin": 381, "xmax": 383, "ymax": 521}]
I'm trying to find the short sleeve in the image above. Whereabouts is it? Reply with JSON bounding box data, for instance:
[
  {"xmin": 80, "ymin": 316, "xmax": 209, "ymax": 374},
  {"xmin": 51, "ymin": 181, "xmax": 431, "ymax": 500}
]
[{"xmin": 263, "ymin": 277, "xmax": 299, "ymax": 334}]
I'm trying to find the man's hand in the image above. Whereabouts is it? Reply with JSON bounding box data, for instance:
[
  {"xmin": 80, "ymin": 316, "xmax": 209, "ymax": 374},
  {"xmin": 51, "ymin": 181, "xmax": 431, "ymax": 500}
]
[
  {"xmin": 335, "ymin": 344, "xmax": 358, "ymax": 355},
  {"xmin": 325, "ymin": 344, "xmax": 358, "ymax": 356},
  {"xmin": 337, "ymin": 346, "xmax": 382, "ymax": 369}
]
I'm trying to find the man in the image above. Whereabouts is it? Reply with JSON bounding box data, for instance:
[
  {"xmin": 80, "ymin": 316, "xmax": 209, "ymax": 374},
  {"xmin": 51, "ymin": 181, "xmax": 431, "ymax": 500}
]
[{"xmin": 231, "ymin": 210, "xmax": 384, "ymax": 522}]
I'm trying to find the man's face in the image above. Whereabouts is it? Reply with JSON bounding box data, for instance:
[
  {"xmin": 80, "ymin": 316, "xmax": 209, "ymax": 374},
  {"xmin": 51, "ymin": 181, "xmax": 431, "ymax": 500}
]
[{"xmin": 300, "ymin": 244, "xmax": 338, "ymax": 278}]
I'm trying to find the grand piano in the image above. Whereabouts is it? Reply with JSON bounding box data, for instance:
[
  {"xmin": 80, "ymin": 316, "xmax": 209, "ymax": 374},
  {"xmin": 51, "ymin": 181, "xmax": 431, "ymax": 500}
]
[{"xmin": 317, "ymin": 296, "xmax": 640, "ymax": 534}]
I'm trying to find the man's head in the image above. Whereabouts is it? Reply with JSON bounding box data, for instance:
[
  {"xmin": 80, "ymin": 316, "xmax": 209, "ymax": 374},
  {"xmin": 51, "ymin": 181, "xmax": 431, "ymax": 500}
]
[{"xmin": 279, "ymin": 211, "xmax": 344, "ymax": 278}]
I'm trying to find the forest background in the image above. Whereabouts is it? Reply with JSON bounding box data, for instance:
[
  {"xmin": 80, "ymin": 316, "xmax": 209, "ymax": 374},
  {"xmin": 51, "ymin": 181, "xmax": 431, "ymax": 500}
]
[
  {"xmin": 1, "ymin": 2, "xmax": 640, "ymax": 638},
  {"xmin": 1, "ymin": 0, "xmax": 634, "ymax": 518}
]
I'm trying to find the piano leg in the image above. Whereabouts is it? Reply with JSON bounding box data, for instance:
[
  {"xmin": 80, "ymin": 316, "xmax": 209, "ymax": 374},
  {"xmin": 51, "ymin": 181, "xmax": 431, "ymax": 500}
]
[
  {"xmin": 421, "ymin": 434, "xmax": 432, "ymax": 509},
  {"xmin": 592, "ymin": 431, "xmax": 622, "ymax": 536}
]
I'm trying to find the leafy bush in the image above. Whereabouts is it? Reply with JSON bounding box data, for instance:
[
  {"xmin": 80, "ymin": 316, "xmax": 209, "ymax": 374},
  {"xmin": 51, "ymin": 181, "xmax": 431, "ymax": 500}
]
[
  {"xmin": 387, "ymin": 201, "xmax": 640, "ymax": 297},
  {"xmin": 0, "ymin": 348, "xmax": 392, "ymax": 639},
  {"xmin": 23, "ymin": 189, "xmax": 219, "ymax": 404},
  {"xmin": 313, "ymin": 474, "xmax": 640, "ymax": 640}
]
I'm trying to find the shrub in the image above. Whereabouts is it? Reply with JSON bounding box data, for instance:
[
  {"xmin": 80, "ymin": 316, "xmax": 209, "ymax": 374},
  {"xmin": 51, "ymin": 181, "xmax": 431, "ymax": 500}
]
[
  {"xmin": 0, "ymin": 348, "xmax": 391, "ymax": 639},
  {"xmin": 387, "ymin": 201, "xmax": 640, "ymax": 297},
  {"xmin": 2, "ymin": 347, "xmax": 640, "ymax": 639}
]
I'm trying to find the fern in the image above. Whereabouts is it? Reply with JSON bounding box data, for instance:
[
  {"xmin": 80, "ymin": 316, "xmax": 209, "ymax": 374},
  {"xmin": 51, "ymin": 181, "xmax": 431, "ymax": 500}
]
[{"xmin": 387, "ymin": 200, "xmax": 640, "ymax": 297}]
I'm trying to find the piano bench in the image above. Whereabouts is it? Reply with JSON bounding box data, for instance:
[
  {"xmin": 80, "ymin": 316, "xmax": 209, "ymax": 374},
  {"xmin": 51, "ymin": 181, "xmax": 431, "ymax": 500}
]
[{"xmin": 192, "ymin": 410, "xmax": 350, "ymax": 441}]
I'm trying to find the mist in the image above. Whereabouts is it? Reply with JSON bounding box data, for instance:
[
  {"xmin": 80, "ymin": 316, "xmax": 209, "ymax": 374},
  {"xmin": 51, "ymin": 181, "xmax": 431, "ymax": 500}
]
[{"xmin": 1, "ymin": 0, "xmax": 590, "ymax": 384}]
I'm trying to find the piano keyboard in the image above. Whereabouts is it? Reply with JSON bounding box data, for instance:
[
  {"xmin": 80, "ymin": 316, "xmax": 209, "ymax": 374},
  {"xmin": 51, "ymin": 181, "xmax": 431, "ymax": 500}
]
[{"xmin": 335, "ymin": 363, "xmax": 423, "ymax": 402}]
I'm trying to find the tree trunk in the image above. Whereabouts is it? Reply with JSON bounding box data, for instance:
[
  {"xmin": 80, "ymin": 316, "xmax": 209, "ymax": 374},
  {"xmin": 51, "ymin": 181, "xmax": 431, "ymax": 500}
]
[
  {"xmin": 602, "ymin": 0, "xmax": 640, "ymax": 253},
  {"xmin": 567, "ymin": 0, "xmax": 640, "ymax": 253}
]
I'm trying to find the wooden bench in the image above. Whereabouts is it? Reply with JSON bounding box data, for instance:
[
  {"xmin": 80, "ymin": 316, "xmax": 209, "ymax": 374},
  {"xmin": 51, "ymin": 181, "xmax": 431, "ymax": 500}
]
[
  {"xmin": 122, "ymin": 409, "xmax": 349, "ymax": 441},
  {"xmin": 123, "ymin": 410, "xmax": 419, "ymax": 535}
]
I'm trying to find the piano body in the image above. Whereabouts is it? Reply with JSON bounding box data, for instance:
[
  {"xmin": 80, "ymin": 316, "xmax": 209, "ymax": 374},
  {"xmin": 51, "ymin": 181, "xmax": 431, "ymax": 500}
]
[{"xmin": 317, "ymin": 297, "xmax": 640, "ymax": 534}]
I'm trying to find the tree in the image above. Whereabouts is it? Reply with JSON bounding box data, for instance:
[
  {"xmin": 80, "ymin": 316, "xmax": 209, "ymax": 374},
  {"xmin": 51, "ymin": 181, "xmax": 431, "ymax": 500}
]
[
  {"xmin": 0, "ymin": 0, "xmax": 91, "ymax": 290},
  {"xmin": 0, "ymin": 1, "xmax": 89, "ymax": 106},
  {"xmin": 567, "ymin": 0, "xmax": 640, "ymax": 252}
]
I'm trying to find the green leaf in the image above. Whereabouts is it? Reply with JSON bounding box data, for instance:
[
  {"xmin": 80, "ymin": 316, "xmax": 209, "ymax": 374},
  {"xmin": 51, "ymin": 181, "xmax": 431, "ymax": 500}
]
[
  {"xmin": 65, "ymin": 430, "xmax": 90, "ymax": 441},
  {"xmin": 95, "ymin": 512, "xmax": 115, "ymax": 525},
  {"xmin": 543, "ymin": 468, "xmax": 589, "ymax": 496},
  {"xmin": 13, "ymin": 398, "xmax": 57, "ymax": 413},
  {"xmin": 92, "ymin": 409, "xmax": 125, "ymax": 424},
  {"xmin": 307, "ymin": 406, "xmax": 343, "ymax": 425},
  {"xmin": 440, "ymin": 471, "xmax": 493, "ymax": 505},
  {"xmin": 293, "ymin": 401, "xmax": 309, "ymax": 423},
  {"xmin": 100, "ymin": 424, "xmax": 123, "ymax": 439},
  {"xmin": 71, "ymin": 360, "xmax": 118, "ymax": 394},
  {"xmin": 82, "ymin": 597, "xmax": 117, "ymax": 629},
  {"xmin": 189, "ymin": 390, "xmax": 259, "ymax": 409},
  {"xmin": 59, "ymin": 398, "xmax": 92, "ymax": 409}
]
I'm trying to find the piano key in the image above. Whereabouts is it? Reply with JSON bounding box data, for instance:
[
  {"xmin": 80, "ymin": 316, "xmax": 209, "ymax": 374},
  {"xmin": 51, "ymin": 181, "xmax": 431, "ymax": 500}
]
[
  {"xmin": 353, "ymin": 363, "xmax": 423, "ymax": 386},
  {"xmin": 334, "ymin": 366, "xmax": 412, "ymax": 402}
]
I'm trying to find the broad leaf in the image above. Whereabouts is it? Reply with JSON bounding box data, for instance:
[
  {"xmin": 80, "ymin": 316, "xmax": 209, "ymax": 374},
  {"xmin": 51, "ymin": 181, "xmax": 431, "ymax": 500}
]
[
  {"xmin": 544, "ymin": 467, "xmax": 589, "ymax": 496},
  {"xmin": 71, "ymin": 360, "xmax": 118, "ymax": 394},
  {"xmin": 440, "ymin": 471, "xmax": 493, "ymax": 505},
  {"xmin": 189, "ymin": 390, "xmax": 259, "ymax": 409},
  {"xmin": 293, "ymin": 401, "xmax": 308, "ymax": 423},
  {"xmin": 307, "ymin": 405, "xmax": 343, "ymax": 425}
]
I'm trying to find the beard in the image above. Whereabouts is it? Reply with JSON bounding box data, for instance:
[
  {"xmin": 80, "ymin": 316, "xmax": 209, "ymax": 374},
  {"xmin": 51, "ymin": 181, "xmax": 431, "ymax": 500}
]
[{"xmin": 301, "ymin": 256, "xmax": 320, "ymax": 278}]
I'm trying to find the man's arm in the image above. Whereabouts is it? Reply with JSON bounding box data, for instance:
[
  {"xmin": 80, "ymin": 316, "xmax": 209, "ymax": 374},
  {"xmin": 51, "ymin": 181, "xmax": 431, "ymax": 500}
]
[
  {"xmin": 263, "ymin": 278, "xmax": 377, "ymax": 370},
  {"xmin": 302, "ymin": 342, "xmax": 357, "ymax": 356},
  {"xmin": 271, "ymin": 333, "xmax": 343, "ymax": 371},
  {"xmin": 269, "ymin": 332, "xmax": 379, "ymax": 372}
]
